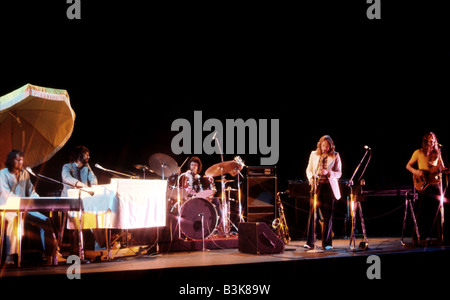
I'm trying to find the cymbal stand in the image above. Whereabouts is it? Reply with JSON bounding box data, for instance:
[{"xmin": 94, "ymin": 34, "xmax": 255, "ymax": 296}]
[
  {"xmin": 212, "ymin": 132, "xmax": 230, "ymax": 235},
  {"xmin": 224, "ymin": 187, "xmax": 238, "ymax": 232},
  {"xmin": 401, "ymin": 190, "xmax": 420, "ymax": 245},
  {"xmin": 160, "ymin": 162, "xmax": 168, "ymax": 180},
  {"xmin": 237, "ymin": 172, "xmax": 245, "ymax": 223},
  {"xmin": 177, "ymin": 174, "xmax": 184, "ymax": 239},
  {"xmin": 220, "ymin": 168, "xmax": 229, "ymax": 236}
]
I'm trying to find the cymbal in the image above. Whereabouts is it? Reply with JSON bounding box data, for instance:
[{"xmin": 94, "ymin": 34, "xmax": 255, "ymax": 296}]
[
  {"xmin": 205, "ymin": 160, "xmax": 243, "ymax": 177},
  {"xmin": 215, "ymin": 179, "xmax": 235, "ymax": 183},
  {"xmin": 148, "ymin": 153, "xmax": 178, "ymax": 177}
]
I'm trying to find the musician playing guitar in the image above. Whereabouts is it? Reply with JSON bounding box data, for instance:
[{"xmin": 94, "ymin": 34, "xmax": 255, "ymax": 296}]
[{"xmin": 406, "ymin": 132, "xmax": 445, "ymax": 243}]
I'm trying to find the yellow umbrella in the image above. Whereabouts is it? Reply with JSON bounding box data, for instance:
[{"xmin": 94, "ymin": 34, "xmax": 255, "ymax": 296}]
[{"xmin": 0, "ymin": 83, "xmax": 76, "ymax": 168}]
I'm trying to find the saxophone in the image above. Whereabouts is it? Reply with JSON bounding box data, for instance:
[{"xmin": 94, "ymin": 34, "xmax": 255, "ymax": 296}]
[{"xmin": 272, "ymin": 191, "xmax": 291, "ymax": 245}]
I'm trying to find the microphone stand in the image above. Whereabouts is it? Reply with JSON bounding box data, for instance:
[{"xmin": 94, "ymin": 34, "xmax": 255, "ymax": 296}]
[
  {"xmin": 95, "ymin": 164, "xmax": 138, "ymax": 179},
  {"xmin": 26, "ymin": 168, "xmax": 93, "ymax": 263},
  {"xmin": 213, "ymin": 133, "xmax": 229, "ymax": 235},
  {"xmin": 27, "ymin": 168, "xmax": 94, "ymax": 196},
  {"xmin": 307, "ymin": 156, "xmax": 324, "ymax": 253},
  {"xmin": 347, "ymin": 148, "xmax": 371, "ymax": 251}
]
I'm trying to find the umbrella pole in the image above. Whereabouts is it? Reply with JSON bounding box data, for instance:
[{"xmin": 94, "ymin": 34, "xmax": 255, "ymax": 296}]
[{"xmin": 8, "ymin": 112, "xmax": 25, "ymax": 152}]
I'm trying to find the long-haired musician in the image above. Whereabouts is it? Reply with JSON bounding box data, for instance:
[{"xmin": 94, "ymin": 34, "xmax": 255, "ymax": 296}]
[
  {"xmin": 0, "ymin": 150, "xmax": 60, "ymax": 264},
  {"xmin": 61, "ymin": 145, "xmax": 97, "ymax": 197},
  {"xmin": 406, "ymin": 132, "xmax": 445, "ymax": 243},
  {"xmin": 182, "ymin": 156, "xmax": 204, "ymax": 196},
  {"xmin": 61, "ymin": 145, "xmax": 104, "ymax": 250},
  {"xmin": 305, "ymin": 135, "xmax": 342, "ymax": 250}
]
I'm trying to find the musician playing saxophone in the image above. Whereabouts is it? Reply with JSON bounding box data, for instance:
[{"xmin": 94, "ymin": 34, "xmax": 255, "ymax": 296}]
[
  {"xmin": 305, "ymin": 135, "xmax": 342, "ymax": 250},
  {"xmin": 406, "ymin": 132, "xmax": 445, "ymax": 244}
]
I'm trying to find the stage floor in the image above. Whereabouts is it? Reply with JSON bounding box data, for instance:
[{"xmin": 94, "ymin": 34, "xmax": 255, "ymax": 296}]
[{"xmin": 2, "ymin": 237, "xmax": 449, "ymax": 290}]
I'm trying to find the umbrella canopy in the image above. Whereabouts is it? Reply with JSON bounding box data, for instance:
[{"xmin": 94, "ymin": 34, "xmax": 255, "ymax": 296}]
[{"xmin": 0, "ymin": 83, "xmax": 76, "ymax": 168}]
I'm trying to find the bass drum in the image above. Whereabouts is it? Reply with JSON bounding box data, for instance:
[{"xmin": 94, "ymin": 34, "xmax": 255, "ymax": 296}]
[{"xmin": 180, "ymin": 198, "xmax": 218, "ymax": 240}]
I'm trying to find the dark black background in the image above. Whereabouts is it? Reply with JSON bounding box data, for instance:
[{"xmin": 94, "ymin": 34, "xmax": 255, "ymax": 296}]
[
  {"xmin": 1, "ymin": 1, "xmax": 450, "ymax": 292},
  {"xmin": 1, "ymin": 1, "xmax": 449, "ymax": 224}
]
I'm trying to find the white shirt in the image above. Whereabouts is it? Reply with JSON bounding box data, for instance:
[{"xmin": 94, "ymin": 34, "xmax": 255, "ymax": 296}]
[
  {"xmin": 306, "ymin": 150, "xmax": 342, "ymax": 200},
  {"xmin": 0, "ymin": 168, "xmax": 39, "ymax": 205}
]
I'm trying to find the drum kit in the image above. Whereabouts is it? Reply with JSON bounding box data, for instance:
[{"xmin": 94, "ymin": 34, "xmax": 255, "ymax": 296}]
[{"xmin": 147, "ymin": 153, "xmax": 246, "ymax": 241}]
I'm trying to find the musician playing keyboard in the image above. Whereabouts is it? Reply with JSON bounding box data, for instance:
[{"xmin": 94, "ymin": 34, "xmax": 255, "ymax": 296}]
[
  {"xmin": 61, "ymin": 146, "xmax": 105, "ymax": 250},
  {"xmin": 0, "ymin": 150, "xmax": 61, "ymax": 265},
  {"xmin": 61, "ymin": 145, "xmax": 98, "ymax": 197},
  {"xmin": 406, "ymin": 132, "xmax": 445, "ymax": 244}
]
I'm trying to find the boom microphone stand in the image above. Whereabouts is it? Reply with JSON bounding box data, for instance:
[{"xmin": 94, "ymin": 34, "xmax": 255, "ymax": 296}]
[
  {"xmin": 347, "ymin": 146, "xmax": 371, "ymax": 251},
  {"xmin": 26, "ymin": 167, "xmax": 93, "ymax": 263},
  {"xmin": 95, "ymin": 164, "xmax": 138, "ymax": 179}
]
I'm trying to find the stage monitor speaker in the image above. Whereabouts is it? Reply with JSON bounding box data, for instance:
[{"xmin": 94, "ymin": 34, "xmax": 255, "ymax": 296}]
[
  {"xmin": 246, "ymin": 168, "xmax": 277, "ymax": 223},
  {"xmin": 238, "ymin": 222, "xmax": 284, "ymax": 254}
]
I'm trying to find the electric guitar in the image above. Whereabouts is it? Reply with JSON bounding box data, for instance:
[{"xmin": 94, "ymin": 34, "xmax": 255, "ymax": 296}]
[{"xmin": 413, "ymin": 166, "xmax": 448, "ymax": 191}]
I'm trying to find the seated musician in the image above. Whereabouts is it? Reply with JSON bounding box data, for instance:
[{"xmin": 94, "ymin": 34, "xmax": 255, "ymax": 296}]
[
  {"xmin": 181, "ymin": 157, "xmax": 222, "ymax": 230},
  {"xmin": 0, "ymin": 150, "xmax": 61, "ymax": 265},
  {"xmin": 61, "ymin": 145, "xmax": 97, "ymax": 196},
  {"xmin": 61, "ymin": 145, "xmax": 105, "ymax": 250},
  {"xmin": 406, "ymin": 132, "xmax": 445, "ymax": 244}
]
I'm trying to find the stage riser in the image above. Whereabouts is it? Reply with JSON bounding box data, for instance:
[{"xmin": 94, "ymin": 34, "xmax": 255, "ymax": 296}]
[{"xmin": 158, "ymin": 237, "xmax": 239, "ymax": 253}]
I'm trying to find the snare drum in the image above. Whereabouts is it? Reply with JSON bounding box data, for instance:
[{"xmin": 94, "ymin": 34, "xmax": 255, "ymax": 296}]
[
  {"xmin": 182, "ymin": 174, "xmax": 216, "ymax": 200},
  {"xmin": 196, "ymin": 176, "xmax": 216, "ymax": 199}
]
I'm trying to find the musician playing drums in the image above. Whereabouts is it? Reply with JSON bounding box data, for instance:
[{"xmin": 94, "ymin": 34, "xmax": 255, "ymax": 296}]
[
  {"xmin": 406, "ymin": 132, "xmax": 445, "ymax": 244},
  {"xmin": 181, "ymin": 156, "xmax": 216, "ymax": 201},
  {"xmin": 180, "ymin": 156, "xmax": 222, "ymax": 232}
]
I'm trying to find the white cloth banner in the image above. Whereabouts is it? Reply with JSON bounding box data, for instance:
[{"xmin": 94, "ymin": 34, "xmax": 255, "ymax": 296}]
[{"xmin": 68, "ymin": 179, "xmax": 167, "ymax": 229}]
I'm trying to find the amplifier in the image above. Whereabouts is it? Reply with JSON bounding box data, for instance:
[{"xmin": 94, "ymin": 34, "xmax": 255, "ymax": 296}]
[
  {"xmin": 247, "ymin": 166, "xmax": 276, "ymax": 177},
  {"xmin": 246, "ymin": 166, "xmax": 277, "ymax": 223}
]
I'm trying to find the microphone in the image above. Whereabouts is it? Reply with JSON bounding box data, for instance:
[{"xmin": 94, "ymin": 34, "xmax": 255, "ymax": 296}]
[
  {"xmin": 133, "ymin": 164, "xmax": 154, "ymax": 172},
  {"xmin": 211, "ymin": 131, "xmax": 218, "ymax": 140},
  {"xmin": 95, "ymin": 163, "xmax": 105, "ymax": 171},
  {"xmin": 438, "ymin": 143, "xmax": 443, "ymax": 148},
  {"xmin": 364, "ymin": 145, "xmax": 372, "ymax": 150},
  {"xmin": 278, "ymin": 190, "xmax": 290, "ymax": 195},
  {"xmin": 26, "ymin": 166, "xmax": 36, "ymax": 177}
]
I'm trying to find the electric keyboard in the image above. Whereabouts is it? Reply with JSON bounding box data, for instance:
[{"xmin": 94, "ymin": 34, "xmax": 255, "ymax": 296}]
[{"xmin": 0, "ymin": 197, "xmax": 81, "ymax": 211}]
